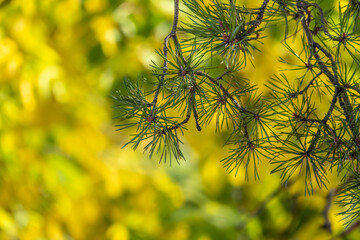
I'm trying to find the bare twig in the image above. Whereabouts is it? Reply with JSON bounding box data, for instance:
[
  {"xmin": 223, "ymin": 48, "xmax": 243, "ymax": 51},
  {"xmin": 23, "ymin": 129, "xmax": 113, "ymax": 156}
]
[
  {"xmin": 323, "ymin": 188, "xmax": 336, "ymax": 233},
  {"xmin": 307, "ymin": 79, "xmax": 339, "ymax": 153},
  {"xmin": 297, "ymin": 71, "xmax": 323, "ymax": 95},
  {"xmin": 216, "ymin": 71, "xmax": 231, "ymax": 81},
  {"xmin": 305, "ymin": 3, "xmax": 336, "ymax": 40},
  {"xmin": 244, "ymin": 0, "xmax": 270, "ymax": 36},
  {"xmin": 166, "ymin": 108, "xmax": 192, "ymax": 132},
  {"xmin": 152, "ymin": 0, "xmax": 180, "ymax": 106},
  {"xmin": 313, "ymin": 42, "xmax": 339, "ymax": 82},
  {"xmin": 192, "ymin": 105, "xmax": 202, "ymax": 131}
]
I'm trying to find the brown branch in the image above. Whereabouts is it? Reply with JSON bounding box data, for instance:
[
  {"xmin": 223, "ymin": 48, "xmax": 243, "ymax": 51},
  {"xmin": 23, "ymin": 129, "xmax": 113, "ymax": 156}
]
[
  {"xmin": 297, "ymin": 71, "xmax": 323, "ymax": 95},
  {"xmin": 194, "ymin": 70, "xmax": 256, "ymax": 138},
  {"xmin": 322, "ymin": 89, "xmax": 339, "ymax": 125},
  {"xmin": 314, "ymin": 44, "xmax": 356, "ymax": 135},
  {"xmin": 313, "ymin": 42, "xmax": 339, "ymax": 83},
  {"xmin": 305, "ymin": 3, "xmax": 336, "ymax": 40},
  {"xmin": 322, "ymin": 188, "xmax": 336, "ymax": 233},
  {"xmin": 297, "ymin": 0, "xmax": 358, "ymax": 152},
  {"xmin": 216, "ymin": 71, "xmax": 231, "ymax": 81},
  {"xmin": 307, "ymin": 86, "xmax": 339, "ymax": 153},
  {"xmin": 192, "ymin": 105, "xmax": 202, "ymax": 131},
  {"xmin": 195, "ymin": 71, "xmax": 244, "ymax": 113},
  {"xmin": 244, "ymin": 0, "xmax": 270, "ymax": 36},
  {"xmin": 297, "ymin": 3, "xmax": 356, "ymax": 137},
  {"xmin": 152, "ymin": 0, "xmax": 180, "ymax": 106},
  {"xmin": 297, "ymin": 2, "xmax": 337, "ymax": 83},
  {"xmin": 165, "ymin": 109, "xmax": 191, "ymax": 132}
]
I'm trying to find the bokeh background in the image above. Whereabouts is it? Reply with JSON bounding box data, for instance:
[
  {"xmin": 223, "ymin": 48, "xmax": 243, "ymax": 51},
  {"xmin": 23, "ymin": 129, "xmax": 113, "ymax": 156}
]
[{"xmin": 0, "ymin": 0, "xmax": 359, "ymax": 239}]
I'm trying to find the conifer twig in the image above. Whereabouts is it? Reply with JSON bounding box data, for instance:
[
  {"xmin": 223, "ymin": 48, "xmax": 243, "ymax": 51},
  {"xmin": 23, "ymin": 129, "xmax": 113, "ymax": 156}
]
[
  {"xmin": 244, "ymin": 0, "xmax": 270, "ymax": 35},
  {"xmin": 195, "ymin": 71, "xmax": 247, "ymax": 113},
  {"xmin": 297, "ymin": 71, "xmax": 322, "ymax": 95},
  {"xmin": 166, "ymin": 110, "xmax": 191, "ymax": 132},
  {"xmin": 305, "ymin": 3, "xmax": 335, "ymax": 40},
  {"xmin": 116, "ymin": 0, "xmax": 360, "ymax": 226},
  {"xmin": 323, "ymin": 188, "xmax": 336, "ymax": 233},
  {"xmin": 297, "ymin": 0, "xmax": 358, "ymax": 149},
  {"xmin": 152, "ymin": 0, "xmax": 180, "ymax": 106}
]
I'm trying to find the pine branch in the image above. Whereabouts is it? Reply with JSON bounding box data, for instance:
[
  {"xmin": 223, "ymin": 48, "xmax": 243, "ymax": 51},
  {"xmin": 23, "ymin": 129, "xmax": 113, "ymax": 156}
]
[
  {"xmin": 297, "ymin": 0, "xmax": 358, "ymax": 144},
  {"xmin": 297, "ymin": 71, "xmax": 322, "ymax": 96},
  {"xmin": 244, "ymin": 0, "xmax": 270, "ymax": 35},
  {"xmin": 165, "ymin": 109, "xmax": 191, "ymax": 132},
  {"xmin": 305, "ymin": 2, "xmax": 336, "ymax": 40},
  {"xmin": 151, "ymin": 0, "xmax": 180, "ymax": 107},
  {"xmin": 195, "ymin": 70, "xmax": 252, "ymax": 114},
  {"xmin": 323, "ymin": 188, "xmax": 336, "ymax": 233},
  {"xmin": 192, "ymin": 104, "xmax": 202, "ymax": 131},
  {"xmin": 116, "ymin": 0, "xmax": 360, "ymax": 226}
]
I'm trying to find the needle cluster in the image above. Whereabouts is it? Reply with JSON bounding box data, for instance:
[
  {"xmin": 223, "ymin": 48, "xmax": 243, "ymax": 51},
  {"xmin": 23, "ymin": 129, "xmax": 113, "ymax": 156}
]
[{"xmin": 113, "ymin": 0, "xmax": 360, "ymax": 226}]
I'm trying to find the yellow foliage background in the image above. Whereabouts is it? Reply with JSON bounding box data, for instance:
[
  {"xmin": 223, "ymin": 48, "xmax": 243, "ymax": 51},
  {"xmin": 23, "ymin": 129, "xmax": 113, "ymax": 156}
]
[{"xmin": 0, "ymin": 0, "xmax": 358, "ymax": 239}]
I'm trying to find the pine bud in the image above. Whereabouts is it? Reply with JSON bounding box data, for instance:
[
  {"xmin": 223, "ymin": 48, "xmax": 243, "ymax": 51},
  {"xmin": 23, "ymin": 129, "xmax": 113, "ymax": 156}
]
[{"xmin": 222, "ymin": 34, "xmax": 229, "ymax": 43}]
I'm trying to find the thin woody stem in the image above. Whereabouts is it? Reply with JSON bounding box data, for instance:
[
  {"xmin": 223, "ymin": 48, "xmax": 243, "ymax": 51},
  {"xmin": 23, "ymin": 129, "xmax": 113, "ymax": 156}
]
[
  {"xmin": 165, "ymin": 109, "xmax": 192, "ymax": 132},
  {"xmin": 307, "ymin": 90, "xmax": 338, "ymax": 152},
  {"xmin": 195, "ymin": 71, "xmax": 244, "ymax": 112},
  {"xmin": 216, "ymin": 71, "xmax": 231, "ymax": 81},
  {"xmin": 305, "ymin": 3, "xmax": 336, "ymax": 40},
  {"xmin": 244, "ymin": 0, "xmax": 270, "ymax": 35},
  {"xmin": 195, "ymin": 70, "xmax": 256, "ymax": 138},
  {"xmin": 193, "ymin": 105, "xmax": 202, "ymax": 131},
  {"xmin": 297, "ymin": 71, "xmax": 322, "ymax": 96},
  {"xmin": 323, "ymin": 188, "xmax": 336, "ymax": 233},
  {"xmin": 152, "ymin": 0, "xmax": 180, "ymax": 106},
  {"xmin": 297, "ymin": 0, "xmax": 358, "ymax": 150}
]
